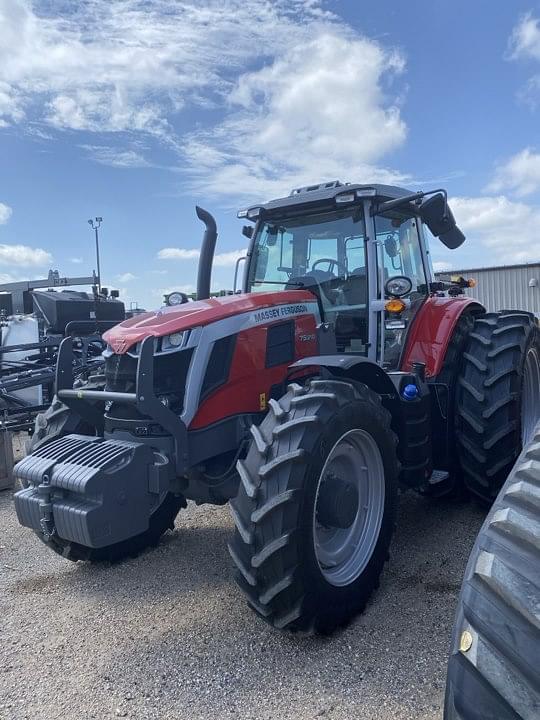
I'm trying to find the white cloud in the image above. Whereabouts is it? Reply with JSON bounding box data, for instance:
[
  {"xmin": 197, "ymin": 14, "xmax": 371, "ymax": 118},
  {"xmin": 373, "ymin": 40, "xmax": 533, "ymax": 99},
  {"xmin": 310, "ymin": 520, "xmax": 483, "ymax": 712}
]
[
  {"xmin": 507, "ymin": 13, "xmax": 540, "ymax": 107},
  {"xmin": 508, "ymin": 12, "xmax": 540, "ymax": 61},
  {"xmin": 0, "ymin": 243, "xmax": 52, "ymax": 266},
  {"xmin": 449, "ymin": 195, "xmax": 540, "ymax": 264},
  {"xmin": 158, "ymin": 248, "xmax": 200, "ymax": 261},
  {"xmin": 183, "ymin": 32, "xmax": 407, "ymax": 199},
  {"xmin": 70, "ymin": 257, "xmax": 83, "ymax": 264},
  {"xmin": 0, "ymin": 0, "xmax": 335, "ymax": 134},
  {"xmin": 157, "ymin": 247, "xmax": 246, "ymax": 267},
  {"xmin": 0, "ymin": 202, "xmax": 12, "ymax": 224},
  {"xmin": 80, "ymin": 145, "xmax": 150, "ymax": 168},
  {"xmin": 214, "ymin": 249, "xmax": 248, "ymax": 267},
  {"xmin": 0, "ymin": 80, "xmax": 25, "ymax": 126},
  {"xmin": 25, "ymin": 124, "xmax": 53, "ymax": 140},
  {"xmin": 0, "ymin": 2, "xmax": 408, "ymax": 197},
  {"xmin": 488, "ymin": 147, "xmax": 540, "ymax": 197},
  {"xmin": 518, "ymin": 75, "xmax": 540, "ymax": 108},
  {"xmin": 116, "ymin": 272, "xmax": 137, "ymax": 282}
]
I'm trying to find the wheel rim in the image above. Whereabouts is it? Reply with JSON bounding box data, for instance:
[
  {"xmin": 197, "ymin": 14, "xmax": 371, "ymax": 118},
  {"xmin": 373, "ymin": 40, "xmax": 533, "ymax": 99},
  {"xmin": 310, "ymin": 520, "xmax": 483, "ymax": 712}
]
[
  {"xmin": 313, "ymin": 429, "xmax": 385, "ymax": 587},
  {"xmin": 521, "ymin": 346, "xmax": 540, "ymax": 446}
]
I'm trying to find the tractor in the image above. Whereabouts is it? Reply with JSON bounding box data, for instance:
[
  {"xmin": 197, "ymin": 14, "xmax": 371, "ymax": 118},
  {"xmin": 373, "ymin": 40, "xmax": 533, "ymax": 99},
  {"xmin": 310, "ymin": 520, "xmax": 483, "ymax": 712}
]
[{"xmin": 13, "ymin": 181, "xmax": 540, "ymax": 633}]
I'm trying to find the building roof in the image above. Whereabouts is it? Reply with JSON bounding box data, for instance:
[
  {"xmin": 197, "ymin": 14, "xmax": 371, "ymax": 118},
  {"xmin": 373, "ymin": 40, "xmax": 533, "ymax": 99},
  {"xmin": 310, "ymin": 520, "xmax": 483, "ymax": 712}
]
[{"xmin": 435, "ymin": 261, "xmax": 540, "ymax": 275}]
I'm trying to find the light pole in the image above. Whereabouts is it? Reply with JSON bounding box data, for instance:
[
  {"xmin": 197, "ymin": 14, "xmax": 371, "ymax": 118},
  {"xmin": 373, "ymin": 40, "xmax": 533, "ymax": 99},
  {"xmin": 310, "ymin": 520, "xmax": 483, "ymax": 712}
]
[{"xmin": 88, "ymin": 217, "xmax": 103, "ymax": 292}]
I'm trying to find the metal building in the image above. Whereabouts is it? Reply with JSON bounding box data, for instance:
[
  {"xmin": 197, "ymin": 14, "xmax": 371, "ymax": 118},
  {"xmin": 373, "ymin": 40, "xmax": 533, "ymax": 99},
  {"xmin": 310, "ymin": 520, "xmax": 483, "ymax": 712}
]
[{"xmin": 436, "ymin": 262, "xmax": 540, "ymax": 317}]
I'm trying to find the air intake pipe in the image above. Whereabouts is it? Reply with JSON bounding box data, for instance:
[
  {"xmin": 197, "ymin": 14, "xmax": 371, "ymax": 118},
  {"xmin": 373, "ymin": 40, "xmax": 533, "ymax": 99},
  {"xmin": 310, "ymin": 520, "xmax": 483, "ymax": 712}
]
[{"xmin": 195, "ymin": 206, "xmax": 217, "ymax": 300}]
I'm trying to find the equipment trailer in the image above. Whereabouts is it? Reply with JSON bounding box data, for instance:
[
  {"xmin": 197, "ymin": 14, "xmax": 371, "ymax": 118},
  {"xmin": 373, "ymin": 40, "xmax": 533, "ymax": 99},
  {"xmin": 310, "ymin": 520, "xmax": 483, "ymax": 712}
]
[{"xmin": 13, "ymin": 183, "xmax": 540, "ymax": 633}]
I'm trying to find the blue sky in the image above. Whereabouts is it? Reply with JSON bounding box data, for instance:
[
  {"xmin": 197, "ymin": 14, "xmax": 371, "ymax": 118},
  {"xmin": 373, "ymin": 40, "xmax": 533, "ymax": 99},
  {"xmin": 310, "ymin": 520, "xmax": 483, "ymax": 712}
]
[{"xmin": 1, "ymin": 0, "xmax": 540, "ymax": 309}]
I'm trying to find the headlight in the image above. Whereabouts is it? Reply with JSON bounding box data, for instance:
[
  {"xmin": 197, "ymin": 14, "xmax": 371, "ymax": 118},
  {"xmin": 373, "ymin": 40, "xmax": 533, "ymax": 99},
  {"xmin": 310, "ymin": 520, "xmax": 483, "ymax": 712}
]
[
  {"xmin": 161, "ymin": 331, "xmax": 187, "ymax": 351},
  {"xmin": 385, "ymin": 275, "xmax": 413, "ymax": 298},
  {"xmin": 166, "ymin": 291, "xmax": 188, "ymax": 306}
]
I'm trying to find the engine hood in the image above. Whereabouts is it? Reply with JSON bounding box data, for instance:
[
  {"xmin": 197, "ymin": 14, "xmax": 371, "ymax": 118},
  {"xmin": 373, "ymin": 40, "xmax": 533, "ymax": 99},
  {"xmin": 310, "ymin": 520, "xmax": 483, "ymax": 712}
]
[{"xmin": 103, "ymin": 290, "xmax": 315, "ymax": 354}]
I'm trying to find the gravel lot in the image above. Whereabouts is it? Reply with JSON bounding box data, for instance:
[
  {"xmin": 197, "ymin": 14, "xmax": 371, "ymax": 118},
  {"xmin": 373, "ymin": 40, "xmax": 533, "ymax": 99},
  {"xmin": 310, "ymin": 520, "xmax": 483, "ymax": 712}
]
[{"xmin": 0, "ymin": 465, "xmax": 485, "ymax": 720}]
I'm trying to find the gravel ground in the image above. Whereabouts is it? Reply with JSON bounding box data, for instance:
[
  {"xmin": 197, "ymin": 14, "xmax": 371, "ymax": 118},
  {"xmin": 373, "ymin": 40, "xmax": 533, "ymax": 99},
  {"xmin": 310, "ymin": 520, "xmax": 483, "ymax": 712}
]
[{"xmin": 0, "ymin": 467, "xmax": 485, "ymax": 720}]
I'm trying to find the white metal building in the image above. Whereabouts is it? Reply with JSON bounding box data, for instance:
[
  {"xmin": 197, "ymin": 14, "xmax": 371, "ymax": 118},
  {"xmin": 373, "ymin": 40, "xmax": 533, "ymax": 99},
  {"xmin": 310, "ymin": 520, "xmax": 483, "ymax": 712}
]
[{"xmin": 435, "ymin": 262, "xmax": 540, "ymax": 317}]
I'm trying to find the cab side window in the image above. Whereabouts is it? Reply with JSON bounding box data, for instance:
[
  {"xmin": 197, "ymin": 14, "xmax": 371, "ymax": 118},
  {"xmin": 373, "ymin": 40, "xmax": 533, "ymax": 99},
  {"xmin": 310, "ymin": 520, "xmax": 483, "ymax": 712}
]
[
  {"xmin": 375, "ymin": 214, "xmax": 428, "ymax": 369},
  {"xmin": 252, "ymin": 226, "xmax": 293, "ymax": 290}
]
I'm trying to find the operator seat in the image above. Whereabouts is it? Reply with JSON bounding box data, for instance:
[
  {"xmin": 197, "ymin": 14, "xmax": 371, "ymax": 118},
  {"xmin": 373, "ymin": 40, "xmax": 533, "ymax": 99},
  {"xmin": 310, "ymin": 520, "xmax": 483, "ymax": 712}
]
[
  {"xmin": 334, "ymin": 267, "xmax": 368, "ymax": 352},
  {"xmin": 286, "ymin": 269, "xmax": 339, "ymax": 306},
  {"xmin": 342, "ymin": 267, "xmax": 367, "ymax": 307}
]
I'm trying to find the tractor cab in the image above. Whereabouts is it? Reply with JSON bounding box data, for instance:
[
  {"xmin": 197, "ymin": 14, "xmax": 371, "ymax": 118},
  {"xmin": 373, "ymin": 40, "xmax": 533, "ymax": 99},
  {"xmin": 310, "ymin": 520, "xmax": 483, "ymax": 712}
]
[{"xmin": 238, "ymin": 182, "xmax": 464, "ymax": 369}]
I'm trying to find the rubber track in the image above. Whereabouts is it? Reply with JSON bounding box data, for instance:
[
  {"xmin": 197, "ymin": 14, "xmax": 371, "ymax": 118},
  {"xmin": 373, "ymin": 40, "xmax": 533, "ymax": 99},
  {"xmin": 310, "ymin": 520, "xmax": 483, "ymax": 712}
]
[{"xmin": 444, "ymin": 423, "xmax": 540, "ymax": 719}]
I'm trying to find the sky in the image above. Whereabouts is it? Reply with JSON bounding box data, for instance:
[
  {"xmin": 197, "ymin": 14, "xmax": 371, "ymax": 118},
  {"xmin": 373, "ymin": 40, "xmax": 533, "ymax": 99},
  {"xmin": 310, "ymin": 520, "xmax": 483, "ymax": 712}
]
[{"xmin": 1, "ymin": 0, "xmax": 540, "ymax": 310}]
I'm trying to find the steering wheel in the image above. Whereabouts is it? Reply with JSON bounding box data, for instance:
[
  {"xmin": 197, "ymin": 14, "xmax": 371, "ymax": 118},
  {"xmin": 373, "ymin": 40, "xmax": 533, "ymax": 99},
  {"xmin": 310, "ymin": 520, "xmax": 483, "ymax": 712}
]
[{"xmin": 311, "ymin": 258, "xmax": 347, "ymax": 276}]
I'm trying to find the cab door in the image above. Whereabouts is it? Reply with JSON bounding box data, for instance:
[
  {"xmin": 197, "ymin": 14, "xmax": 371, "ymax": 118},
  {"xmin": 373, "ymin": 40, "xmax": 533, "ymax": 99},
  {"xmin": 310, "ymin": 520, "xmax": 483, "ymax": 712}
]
[{"xmin": 372, "ymin": 211, "xmax": 429, "ymax": 369}]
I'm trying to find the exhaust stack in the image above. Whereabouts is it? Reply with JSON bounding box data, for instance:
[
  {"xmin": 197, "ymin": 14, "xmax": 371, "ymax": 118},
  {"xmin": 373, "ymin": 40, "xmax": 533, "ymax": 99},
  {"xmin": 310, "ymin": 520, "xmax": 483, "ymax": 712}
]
[{"xmin": 195, "ymin": 206, "xmax": 217, "ymax": 300}]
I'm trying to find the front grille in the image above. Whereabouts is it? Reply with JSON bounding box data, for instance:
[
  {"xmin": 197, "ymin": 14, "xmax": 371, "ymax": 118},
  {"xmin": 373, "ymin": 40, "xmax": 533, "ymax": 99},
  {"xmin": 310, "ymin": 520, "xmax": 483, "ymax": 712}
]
[
  {"xmin": 105, "ymin": 348, "xmax": 193, "ymax": 414},
  {"xmin": 105, "ymin": 353, "xmax": 137, "ymax": 392}
]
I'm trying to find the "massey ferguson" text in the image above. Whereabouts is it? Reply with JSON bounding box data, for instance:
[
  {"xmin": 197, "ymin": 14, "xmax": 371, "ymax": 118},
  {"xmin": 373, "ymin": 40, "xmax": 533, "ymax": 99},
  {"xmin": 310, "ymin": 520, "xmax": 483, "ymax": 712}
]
[{"xmin": 253, "ymin": 304, "xmax": 309, "ymax": 323}]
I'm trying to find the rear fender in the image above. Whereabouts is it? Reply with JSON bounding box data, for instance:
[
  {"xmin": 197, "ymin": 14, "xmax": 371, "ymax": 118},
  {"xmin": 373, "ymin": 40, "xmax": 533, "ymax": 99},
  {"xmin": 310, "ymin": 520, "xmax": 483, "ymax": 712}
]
[{"xmin": 400, "ymin": 297, "xmax": 484, "ymax": 378}]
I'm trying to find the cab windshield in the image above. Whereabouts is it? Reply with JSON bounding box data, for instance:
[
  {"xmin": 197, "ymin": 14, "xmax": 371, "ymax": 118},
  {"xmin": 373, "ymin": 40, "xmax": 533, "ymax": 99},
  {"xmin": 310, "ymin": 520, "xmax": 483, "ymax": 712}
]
[
  {"xmin": 248, "ymin": 209, "xmax": 368, "ymax": 352},
  {"xmin": 247, "ymin": 207, "xmax": 428, "ymax": 358},
  {"xmin": 249, "ymin": 209, "xmax": 366, "ymax": 295}
]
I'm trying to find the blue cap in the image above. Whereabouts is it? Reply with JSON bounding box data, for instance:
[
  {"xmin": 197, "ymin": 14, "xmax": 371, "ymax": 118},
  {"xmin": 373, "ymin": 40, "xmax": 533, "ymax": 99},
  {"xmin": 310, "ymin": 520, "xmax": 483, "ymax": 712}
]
[{"xmin": 402, "ymin": 383, "xmax": 419, "ymax": 401}]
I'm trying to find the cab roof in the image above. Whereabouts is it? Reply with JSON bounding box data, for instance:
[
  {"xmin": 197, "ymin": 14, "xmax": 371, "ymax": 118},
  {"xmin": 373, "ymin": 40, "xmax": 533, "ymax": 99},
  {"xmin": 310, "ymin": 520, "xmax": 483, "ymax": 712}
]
[{"xmin": 248, "ymin": 181, "xmax": 414, "ymax": 216}]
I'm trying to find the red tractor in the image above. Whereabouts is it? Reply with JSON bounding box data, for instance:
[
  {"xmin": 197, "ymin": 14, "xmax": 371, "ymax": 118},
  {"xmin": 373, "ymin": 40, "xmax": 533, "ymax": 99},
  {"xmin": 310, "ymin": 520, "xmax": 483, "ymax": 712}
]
[{"xmin": 14, "ymin": 182, "xmax": 540, "ymax": 633}]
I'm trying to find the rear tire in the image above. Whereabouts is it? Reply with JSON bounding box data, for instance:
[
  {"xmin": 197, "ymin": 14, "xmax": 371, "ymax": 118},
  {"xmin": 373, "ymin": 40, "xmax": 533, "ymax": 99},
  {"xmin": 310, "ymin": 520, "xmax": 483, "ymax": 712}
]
[
  {"xmin": 455, "ymin": 311, "xmax": 540, "ymax": 504},
  {"xmin": 421, "ymin": 311, "xmax": 476, "ymax": 499},
  {"xmin": 228, "ymin": 379, "xmax": 399, "ymax": 633}
]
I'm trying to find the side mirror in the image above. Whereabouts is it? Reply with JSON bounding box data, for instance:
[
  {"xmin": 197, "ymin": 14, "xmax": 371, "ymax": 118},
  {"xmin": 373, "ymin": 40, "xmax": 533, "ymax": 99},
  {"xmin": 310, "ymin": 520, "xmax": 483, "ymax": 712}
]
[
  {"xmin": 266, "ymin": 227, "xmax": 278, "ymax": 247},
  {"xmin": 420, "ymin": 194, "xmax": 465, "ymax": 249},
  {"xmin": 438, "ymin": 225, "xmax": 466, "ymax": 250},
  {"xmin": 242, "ymin": 225, "xmax": 253, "ymax": 239},
  {"xmin": 384, "ymin": 234, "xmax": 399, "ymax": 258}
]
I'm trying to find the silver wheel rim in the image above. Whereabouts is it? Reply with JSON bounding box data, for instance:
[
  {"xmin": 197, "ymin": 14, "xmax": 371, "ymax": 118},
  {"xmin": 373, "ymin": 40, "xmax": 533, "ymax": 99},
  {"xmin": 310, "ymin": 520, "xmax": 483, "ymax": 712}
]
[
  {"xmin": 313, "ymin": 429, "xmax": 385, "ymax": 587},
  {"xmin": 521, "ymin": 347, "xmax": 540, "ymax": 446}
]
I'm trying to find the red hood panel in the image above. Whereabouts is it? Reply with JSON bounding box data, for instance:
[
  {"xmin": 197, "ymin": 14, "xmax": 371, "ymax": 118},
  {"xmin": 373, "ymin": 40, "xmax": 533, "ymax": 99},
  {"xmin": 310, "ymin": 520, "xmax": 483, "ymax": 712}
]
[{"xmin": 103, "ymin": 291, "xmax": 314, "ymax": 353}]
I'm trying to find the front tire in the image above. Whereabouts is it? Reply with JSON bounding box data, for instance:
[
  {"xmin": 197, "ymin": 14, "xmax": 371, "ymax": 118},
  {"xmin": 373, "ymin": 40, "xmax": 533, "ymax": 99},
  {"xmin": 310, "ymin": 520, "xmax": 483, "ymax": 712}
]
[
  {"xmin": 228, "ymin": 379, "xmax": 399, "ymax": 633},
  {"xmin": 29, "ymin": 396, "xmax": 94, "ymax": 453},
  {"xmin": 455, "ymin": 311, "xmax": 540, "ymax": 504}
]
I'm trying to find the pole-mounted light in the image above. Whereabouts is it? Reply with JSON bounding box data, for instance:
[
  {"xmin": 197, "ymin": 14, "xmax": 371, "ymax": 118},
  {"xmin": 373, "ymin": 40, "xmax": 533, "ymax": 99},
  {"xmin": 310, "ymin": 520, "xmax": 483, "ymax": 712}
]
[{"xmin": 88, "ymin": 217, "xmax": 103, "ymax": 292}]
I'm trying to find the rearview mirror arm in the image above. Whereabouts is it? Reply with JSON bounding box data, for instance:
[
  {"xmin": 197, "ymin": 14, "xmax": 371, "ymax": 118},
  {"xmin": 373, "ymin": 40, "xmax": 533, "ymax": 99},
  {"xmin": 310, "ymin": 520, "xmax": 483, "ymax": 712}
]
[{"xmin": 373, "ymin": 188, "xmax": 448, "ymax": 219}]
